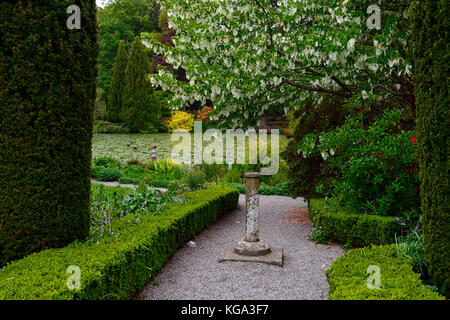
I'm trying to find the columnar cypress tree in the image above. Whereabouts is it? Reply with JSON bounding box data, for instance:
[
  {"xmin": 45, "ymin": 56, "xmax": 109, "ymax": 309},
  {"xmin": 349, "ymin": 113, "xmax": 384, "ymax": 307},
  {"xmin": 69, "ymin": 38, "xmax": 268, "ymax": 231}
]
[
  {"xmin": 411, "ymin": 0, "xmax": 449, "ymax": 294},
  {"xmin": 107, "ymin": 40, "xmax": 128, "ymax": 122},
  {"xmin": 0, "ymin": 1, "xmax": 98, "ymax": 266},
  {"xmin": 122, "ymin": 36, "xmax": 160, "ymax": 132}
]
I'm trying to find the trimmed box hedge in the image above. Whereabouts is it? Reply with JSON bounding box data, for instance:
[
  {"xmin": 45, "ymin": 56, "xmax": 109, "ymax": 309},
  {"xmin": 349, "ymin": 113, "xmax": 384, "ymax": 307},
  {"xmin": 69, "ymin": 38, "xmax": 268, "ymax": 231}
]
[
  {"xmin": 309, "ymin": 198, "xmax": 402, "ymax": 247},
  {"xmin": 0, "ymin": 185, "xmax": 239, "ymax": 300},
  {"xmin": 326, "ymin": 244, "xmax": 444, "ymax": 300}
]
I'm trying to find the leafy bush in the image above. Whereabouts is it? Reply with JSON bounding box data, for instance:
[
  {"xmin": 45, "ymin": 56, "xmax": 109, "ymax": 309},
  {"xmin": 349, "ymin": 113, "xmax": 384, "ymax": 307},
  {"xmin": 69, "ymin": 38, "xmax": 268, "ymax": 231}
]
[
  {"xmin": 261, "ymin": 159, "xmax": 290, "ymax": 187},
  {"xmin": 326, "ymin": 245, "xmax": 444, "ymax": 300},
  {"xmin": 167, "ymin": 111, "xmax": 194, "ymax": 132},
  {"xmin": 283, "ymin": 97, "xmax": 349, "ymax": 199},
  {"xmin": 0, "ymin": 0, "xmax": 98, "ymax": 266},
  {"xmin": 196, "ymin": 162, "xmax": 227, "ymax": 181},
  {"xmin": 309, "ymin": 198, "xmax": 402, "ymax": 247},
  {"xmin": 312, "ymin": 110, "xmax": 420, "ymax": 221},
  {"xmin": 219, "ymin": 166, "xmax": 244, "ymax": 184},
  {"xmin": 259, "ymin": 182, "xmax": 292, "ymax": 197},
  {"xmin": 93, "ymin": 121, "xmax": 107, "ymax": 134},
  {"xmin": 182, "ymin": 170, "xmax": 207, "ymax": 191},
  {"xmin": 0, "ymin": 185, "xmax": 239, "ymax": 299},
  {"xmin": 118, "ymin": 165, "xmax": 148, "ymax": 184},
  {"xmin": 91, "ymin": 166, "xmax": 104, "ymax": 179},
  {"xmin": 147, "ymin": 159, "xmax": 183, "ymax": 177},
  {"xmin": 395, "ymin": 225, "xmax": 427, "ymax": 278},
  {"xmin": 97, "ymin": 168, "xmax": 122, "ymax": 182}
]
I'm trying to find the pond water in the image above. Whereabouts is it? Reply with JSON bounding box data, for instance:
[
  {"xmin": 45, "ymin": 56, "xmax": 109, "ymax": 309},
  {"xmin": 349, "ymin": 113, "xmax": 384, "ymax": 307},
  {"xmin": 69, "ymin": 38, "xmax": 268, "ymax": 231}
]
[{"xmin": 92, "ymin": 133, "xmax": 288, "ymax": 164}]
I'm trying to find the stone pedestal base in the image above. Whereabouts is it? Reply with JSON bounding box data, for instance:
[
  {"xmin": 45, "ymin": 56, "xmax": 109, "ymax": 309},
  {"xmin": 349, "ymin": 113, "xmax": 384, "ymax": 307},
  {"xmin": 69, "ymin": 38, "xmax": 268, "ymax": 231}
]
[
  {"xmin": 218, "ymin": 242, "xmax": 283, "ymax": 267},
  {"xmin": 233, "ymin": 240, "xmax": 271, "ymax": 256}
]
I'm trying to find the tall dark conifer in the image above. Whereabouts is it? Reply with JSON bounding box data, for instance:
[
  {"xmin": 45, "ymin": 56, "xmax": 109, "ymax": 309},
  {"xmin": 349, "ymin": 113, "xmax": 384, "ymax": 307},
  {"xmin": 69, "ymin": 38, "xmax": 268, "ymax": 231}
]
[{"xmin": 411, "ymin": 0, "xmax": 449, "ymax": 295}]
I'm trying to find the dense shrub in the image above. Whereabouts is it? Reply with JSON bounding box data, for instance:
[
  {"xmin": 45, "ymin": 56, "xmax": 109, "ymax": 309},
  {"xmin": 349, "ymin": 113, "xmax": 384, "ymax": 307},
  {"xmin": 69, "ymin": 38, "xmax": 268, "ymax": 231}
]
[
  {"xmin": 91, "ymin": 166, "xmax": 104, "ymax": 179},
  {"xmin": 309, "ymin": 199, "xmax": 402, "ymax": 247},
  {"xmin": 0, "ymin": 186, "xmax": 239, "ymax": 299},
  {"xmin": 182, "ymin": 170, "xmax": 207, "ymax": 191},
  {"xmin": 107, "ymin": 40, "xmax": 129, "ymax": 122},
  {"xmin": 315, "ymin": 110, "xmax": 420, "ymax": 221},
  {"xmin": 283, "ymin": 97, "xmax": 349, "ymax": 199},
  {"xmin": 326, "ymin": 245, "xmax": 444, "ymax": 300},
  {"xmin": 118, "ymin": 165, "xmax": 148, "ymax": 184},
  {"xmin": 411, "ymin": 0, "xmax": 449, "ymax": 295},
  {"xmin": 93, "ymin": 157, "xmax": 122, "ymax": 169},
  {"xmin": 167, "ymin": 111, "xmax": 194, "ymax": 132},
  {"xmin": 97, "ymin": 168, "xmax": 122, "ymax": 182},
  {"xmin": 0, "ymin": 1, "xmax": 98, "ymax": 266}
]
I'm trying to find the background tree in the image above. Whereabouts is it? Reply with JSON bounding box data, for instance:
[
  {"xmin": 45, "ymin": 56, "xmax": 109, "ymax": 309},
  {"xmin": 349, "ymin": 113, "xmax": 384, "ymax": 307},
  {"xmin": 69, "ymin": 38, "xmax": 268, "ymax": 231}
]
[
  {"xmin": 107, "ymin": 40, "xmax": 129, "ymax": 122},
  {"xmin": 97, "ymin": 0, "xmax": 160, "ymax": 102},
  {"xmin": 0, "ymin": 0, "xmax": 98, "ymax": 266},
  {"xmin": 122, "ymin": 37, "xmax": 161, "ymax": 132},
  {"xmin": 411, "ymin": 0, "xmax": 449, "ymax": 295}
]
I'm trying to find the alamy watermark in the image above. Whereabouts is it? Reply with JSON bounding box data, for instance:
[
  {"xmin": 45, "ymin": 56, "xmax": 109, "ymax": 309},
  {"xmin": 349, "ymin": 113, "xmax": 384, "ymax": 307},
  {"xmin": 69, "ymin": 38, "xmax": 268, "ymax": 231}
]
[
  {"xmin": 366, "ymin": 265, "xmax": 381, "ymax": 289},
  {"xmin": 67, "ymin": 5, "xmax": 81, "ymax": 30},
  {"xmin": 66, "ymin": 265, "xmax": 81, "ymax": 290},
  {"xmin": 171, "ymin": 121, "xmax": 279, "ymax": 176},
  {"xmin": 367, "ymin": 4, "xmax": 381, "ymax": 30}
]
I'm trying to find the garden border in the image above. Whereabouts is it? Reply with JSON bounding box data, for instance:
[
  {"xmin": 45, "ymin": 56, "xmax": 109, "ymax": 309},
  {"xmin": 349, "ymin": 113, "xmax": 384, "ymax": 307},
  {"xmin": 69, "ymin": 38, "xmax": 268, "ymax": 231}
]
[
  {"xmin": 326, "ymin": 244, "xmax": 444, "ymax": 300},
  {"xmin": 0, "ymin": 185, "xmax": 239, "ymax": 300}
]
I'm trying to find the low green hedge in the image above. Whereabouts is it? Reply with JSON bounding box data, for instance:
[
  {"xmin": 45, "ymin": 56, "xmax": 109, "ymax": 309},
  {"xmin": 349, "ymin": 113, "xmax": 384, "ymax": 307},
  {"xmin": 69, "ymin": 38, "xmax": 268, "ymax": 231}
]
[
  {"xmin": 0, "ymin": 185, "xmax": 239, "ymax": 300},
  {"xmin": 309, "ymin": 198, "xmax": 402, "ymax": 247},
  {"xmin": 326, "ymin": 245, "xmax": 444, "ymax": 300}
]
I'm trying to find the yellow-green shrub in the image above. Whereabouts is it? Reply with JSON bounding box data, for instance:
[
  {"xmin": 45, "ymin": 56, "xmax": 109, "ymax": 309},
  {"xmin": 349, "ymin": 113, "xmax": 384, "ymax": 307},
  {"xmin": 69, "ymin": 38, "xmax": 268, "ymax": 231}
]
[
  {"xmin": 326, "ymin": 245, "xmax": 444, "ymax": 300},
  {"xmin": 167, "ymin": 111, "xmax": 194, "ymax": 132}
]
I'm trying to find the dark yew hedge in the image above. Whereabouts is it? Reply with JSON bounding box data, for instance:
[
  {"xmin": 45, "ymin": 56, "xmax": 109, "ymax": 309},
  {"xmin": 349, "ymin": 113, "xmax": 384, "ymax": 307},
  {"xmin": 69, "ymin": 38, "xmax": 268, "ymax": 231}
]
[
  {"xmin": 411, "ymin": 0, "xmax": 449, "ymax": 295},
  {"xmin": 0, "ymin": 1, "xmax": 98, "ymax": 266}
]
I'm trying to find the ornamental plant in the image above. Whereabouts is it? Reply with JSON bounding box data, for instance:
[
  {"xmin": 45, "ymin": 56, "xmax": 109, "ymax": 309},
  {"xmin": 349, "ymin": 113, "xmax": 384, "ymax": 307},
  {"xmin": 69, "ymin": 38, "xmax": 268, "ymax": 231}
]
[
  {"xmin": 306, "ymin": 109, "xmax": 420, "ymax": 221},
  {"xmin": 143, "ymin": 0, "xmax": 412, "ymax": 128},
  {"xmin": 167, "ymin": 111, "xmax": 194, "ymax": 132},
  {"xmin": 0, "ymin": 1, "xmax": 98, "ymax": 266}
]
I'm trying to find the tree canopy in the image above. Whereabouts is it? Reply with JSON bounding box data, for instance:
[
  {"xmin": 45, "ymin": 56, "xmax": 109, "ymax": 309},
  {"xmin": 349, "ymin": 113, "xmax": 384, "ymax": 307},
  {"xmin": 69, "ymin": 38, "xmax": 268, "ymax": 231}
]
[{"xmin": 144, "ymin": 0, "xmax": 412, "ymax": 128}]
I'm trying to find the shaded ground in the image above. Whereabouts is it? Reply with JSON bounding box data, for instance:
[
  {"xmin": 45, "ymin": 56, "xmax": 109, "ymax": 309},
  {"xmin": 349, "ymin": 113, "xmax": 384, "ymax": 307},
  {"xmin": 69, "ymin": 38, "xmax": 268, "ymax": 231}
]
[{"xmin": 134, "ymin": 194, "xmax": 343, "ymax": 300}]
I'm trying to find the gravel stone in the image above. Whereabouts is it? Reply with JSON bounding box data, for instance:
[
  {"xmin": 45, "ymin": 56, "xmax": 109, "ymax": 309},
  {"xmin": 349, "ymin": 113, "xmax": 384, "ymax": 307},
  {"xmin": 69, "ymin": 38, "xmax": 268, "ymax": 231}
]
[{"xmin": 134, "ymin": 194, "xmax": 344, "ymax": 300}]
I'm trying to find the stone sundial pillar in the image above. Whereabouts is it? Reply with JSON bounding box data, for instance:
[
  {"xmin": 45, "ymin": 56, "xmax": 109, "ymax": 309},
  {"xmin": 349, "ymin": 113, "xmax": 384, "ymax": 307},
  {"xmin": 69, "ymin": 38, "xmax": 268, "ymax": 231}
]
[{"xmin": 234, "ymin": 172, "xmax": 271, "ymax": 256}]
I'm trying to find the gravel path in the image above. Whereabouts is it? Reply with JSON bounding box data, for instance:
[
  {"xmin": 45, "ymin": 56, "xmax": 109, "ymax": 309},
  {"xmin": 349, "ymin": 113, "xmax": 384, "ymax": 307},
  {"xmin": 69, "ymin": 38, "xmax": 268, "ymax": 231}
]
[{"xmin": 134, "ymin": 194, "xmax": 344, "ymax": 300}]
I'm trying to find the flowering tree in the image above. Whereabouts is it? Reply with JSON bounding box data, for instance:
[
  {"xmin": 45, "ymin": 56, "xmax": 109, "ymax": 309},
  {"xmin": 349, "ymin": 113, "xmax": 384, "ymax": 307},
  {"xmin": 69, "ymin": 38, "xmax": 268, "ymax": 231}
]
[{"xmin": 143, "ymin": 0, "xmax": 412, "ymax": 128}]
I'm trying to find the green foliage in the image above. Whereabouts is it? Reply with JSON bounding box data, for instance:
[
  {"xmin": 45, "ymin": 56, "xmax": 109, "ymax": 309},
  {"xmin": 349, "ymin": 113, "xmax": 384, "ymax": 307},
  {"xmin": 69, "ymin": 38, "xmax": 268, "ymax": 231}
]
[
  {"xmin": 219, "ymin": 166, "xmax": 244, "ymax": 184},
  {"xmin": 220, "ymin": 182, "xmax": 293, "ymax": 197},
  {"xmin": 97, "ymin": 168, "xmax": 122, "ymax": 182},
  {"xmin": 0, "ymin": 185, "xmax": 239, "ymax": 299},
  {"xmin": 326, "ymin": 245, "xmax": 444, "ymax": 300},
  {"xmin": 0, "ymin": 0, "xmax": 98, "ymax": 266},
  {"xmin": 97, "ymin": 0, "xmax": 160, "ymax": 100},
  {"xmin": 317, "ymin": 110, "xmax": 420, "ymax": 220},
  {"xmin": 122, "ymin": 37, "xmax": 161, "ymax": 132},
  {"xmin": 411, "ymin": 0, "xmax": 450, "ymax": 295},
  {"xmin": 283, "ymin": 97, "xmax": 349, "ymax": 199},
  {"xmin": 196, "ymin": 162, "xmax": 227, "ymax": 182},
  {"xmin": 182, "ymin": 170, "xmax": 207, "ymax": 191},
  {"xmin": 311, "ymin": 225, "xmax": 327, "ymax": 245},
  {"xmin": 118, "ymin": 165, "xmax": 148, "ymax": 184},
  {"xmin": 395, "ymin": 225, "xmax": 426, "ymax": 278},
  {"xmin": 308, "ymin": 199, "xmax": 402, "ymax": 247},
  {"xmin": 107, "ymin": 40, "xmax": 128, "ymax": 122},
  {"xmin": 93, "ymin": 156, "xmax": 122, "ymax": 169}
]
